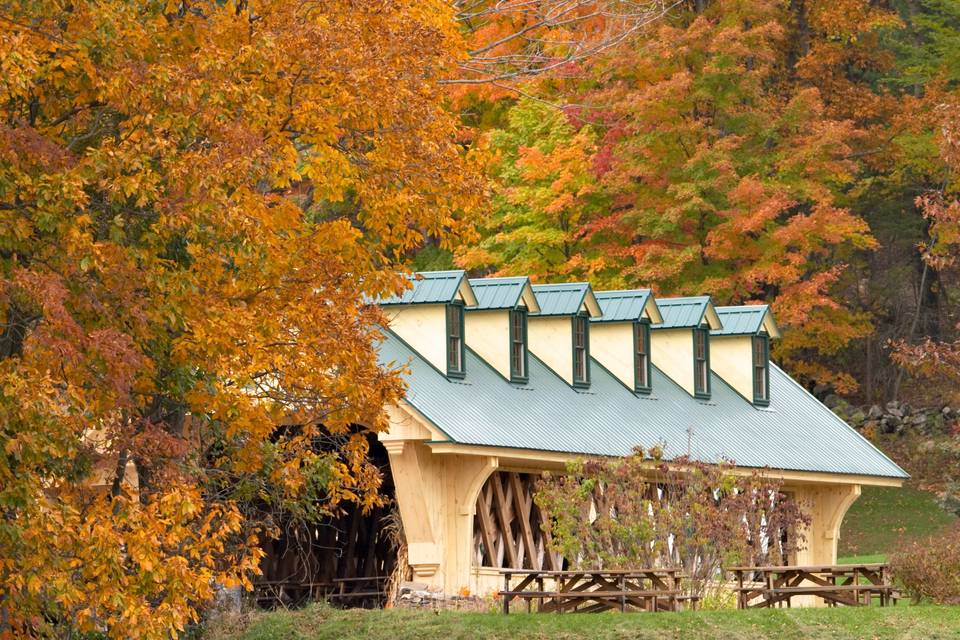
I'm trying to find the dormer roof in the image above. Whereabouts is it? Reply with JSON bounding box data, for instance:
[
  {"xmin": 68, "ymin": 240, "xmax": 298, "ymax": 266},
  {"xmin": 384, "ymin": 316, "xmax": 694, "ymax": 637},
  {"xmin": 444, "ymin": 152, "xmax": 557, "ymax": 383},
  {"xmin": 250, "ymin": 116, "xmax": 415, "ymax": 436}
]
[
  {"xmin": 592, "ymin": 289, "xmax": 663, "ymax": 325},
  {"xmin": 713, "ymin": 305, "xmax": 781, "ymax": 339},
  {"xmin": 379, "ymin": 270, "xmax": 477, "ymax": 307},
  {"xmin": 531, "ymin": 283, "xmax": 603, "ymax": 317},
  {"xmin": 655, "ymin": 296, "xmax": 722, "ymax": 330},
  {"xmin": 469, "ymin": 276, "xmax": 541, "ymax": 313}
]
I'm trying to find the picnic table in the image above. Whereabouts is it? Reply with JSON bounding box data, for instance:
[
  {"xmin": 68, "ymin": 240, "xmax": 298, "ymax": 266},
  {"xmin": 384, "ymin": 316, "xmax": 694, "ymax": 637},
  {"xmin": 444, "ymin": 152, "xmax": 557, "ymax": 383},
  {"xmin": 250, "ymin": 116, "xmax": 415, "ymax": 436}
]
[
  {"xmin": 499, "ymin": 568, "xmax": 696, "ymax": 614},
  {"xmin": 252, "ymin": 579, "xmax": 334, "ymax": 606},
  {"xmin": 726, "ymin": 563, "xmax": 899, "ymax": 608},
  {"xmin": 329, "ymin": 575, "xmax": 388, "ymax": 607}
]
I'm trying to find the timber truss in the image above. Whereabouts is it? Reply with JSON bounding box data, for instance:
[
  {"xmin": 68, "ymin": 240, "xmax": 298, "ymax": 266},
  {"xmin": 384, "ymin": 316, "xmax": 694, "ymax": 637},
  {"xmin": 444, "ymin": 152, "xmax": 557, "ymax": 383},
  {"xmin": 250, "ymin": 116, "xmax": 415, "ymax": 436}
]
[{"xmin": 473, "ymin": 471, "xmax": 564, "ymax": 570}]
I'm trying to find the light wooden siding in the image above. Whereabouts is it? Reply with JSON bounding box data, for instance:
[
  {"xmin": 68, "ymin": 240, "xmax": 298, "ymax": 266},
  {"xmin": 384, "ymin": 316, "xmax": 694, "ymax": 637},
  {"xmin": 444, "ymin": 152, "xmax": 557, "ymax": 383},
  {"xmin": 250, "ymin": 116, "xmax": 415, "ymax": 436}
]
[
  {"xmin": 651, "ymin": 327, "xmax": 695, "ymax": 396},
  {"xmin": 710, "ymin": 335, "xmax": 754, "ymax": 401},
  {"xmin": 590, "ymin": 322, "xmax": 634, "ymax": 390},
  {"xmin": 387, "ymin": 304, "xmax": 448, "ymax": 372},
  {"xmin": 528, "ymin": 316, "xmax": 574, "ymax": 385},
  {"xmin": 465, "ymin": 309, "xmax": 510, "ymax": 380}
]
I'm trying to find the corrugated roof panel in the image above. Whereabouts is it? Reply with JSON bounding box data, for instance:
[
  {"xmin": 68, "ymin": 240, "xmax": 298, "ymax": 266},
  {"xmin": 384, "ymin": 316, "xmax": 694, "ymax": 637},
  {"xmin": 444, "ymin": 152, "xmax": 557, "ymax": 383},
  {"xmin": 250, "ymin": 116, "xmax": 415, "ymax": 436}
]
[
  {"xmin": 532, "ymin": 283, "xmax": 590, "ymax": 316},
  {"xmin": 378, "ymin": 331, "xmax": 907, "ymax": 479},
  {"xmin": 656, "ymin": 297, "xmax": 711, "ymax": 329},
  {"xmin": 714, "ymin": 305, "xmax": 779, "ymax": 337},
  {"xmin": 469, "ymin": 277, "xmax": 527, "ymax": 310},
  {"xmin": 593, "ymin": 290, "xmax": 653, "ymax": 323},
  {"xmin": 379, "ymin": 270, "xmax": 466, "ymax": 305},
  {"xmin": 713, "ymin": 305, "xmax": 768, "ymax": 336}
]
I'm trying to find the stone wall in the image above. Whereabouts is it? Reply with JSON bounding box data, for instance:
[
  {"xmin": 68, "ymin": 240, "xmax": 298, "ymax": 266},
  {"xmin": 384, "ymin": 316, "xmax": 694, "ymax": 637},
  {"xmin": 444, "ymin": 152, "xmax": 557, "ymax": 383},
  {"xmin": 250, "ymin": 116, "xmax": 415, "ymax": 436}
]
[{"xmin": 827, "ymin": 396, "xmax": 959, "ymax": 437}]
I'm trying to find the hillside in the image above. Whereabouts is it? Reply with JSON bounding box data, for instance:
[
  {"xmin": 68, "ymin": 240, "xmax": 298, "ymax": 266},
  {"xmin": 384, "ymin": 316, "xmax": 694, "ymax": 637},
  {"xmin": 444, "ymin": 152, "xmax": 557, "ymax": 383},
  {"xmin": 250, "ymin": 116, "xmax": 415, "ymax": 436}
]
[{"xmin": 839, "ymin": 485, "xmax": 957, "ymax": 562}]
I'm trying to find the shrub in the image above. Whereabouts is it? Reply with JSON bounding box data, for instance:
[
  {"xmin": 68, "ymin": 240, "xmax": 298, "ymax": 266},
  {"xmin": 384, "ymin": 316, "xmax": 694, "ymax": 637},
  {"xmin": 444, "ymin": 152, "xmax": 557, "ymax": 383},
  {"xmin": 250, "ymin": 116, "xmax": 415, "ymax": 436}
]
[
  {"xmin": 534, "ymin": 446, "xmax": 810, "ymax": 598},
  {"xmin": 890, "ymin": 522, "xmax": 960, "ymax": 604}
]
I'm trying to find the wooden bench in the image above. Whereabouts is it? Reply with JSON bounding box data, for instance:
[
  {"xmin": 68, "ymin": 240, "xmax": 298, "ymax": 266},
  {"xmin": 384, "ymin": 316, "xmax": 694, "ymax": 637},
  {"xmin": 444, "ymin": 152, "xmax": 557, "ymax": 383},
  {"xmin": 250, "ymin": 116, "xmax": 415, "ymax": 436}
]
[
  {"xmin": 329, "ymin": 576, "xmax": 388, "ymax": 607},
  {"xmin": 765, "ymin": 584, "xmax": 898, "ymax": 607},
  {"xmin": 499, "ymin": 569, "xmax": 690, "ymax": 614},
  {"xmin": 727, "ymin": 563, "xmax": 896, "ymax": 609}
]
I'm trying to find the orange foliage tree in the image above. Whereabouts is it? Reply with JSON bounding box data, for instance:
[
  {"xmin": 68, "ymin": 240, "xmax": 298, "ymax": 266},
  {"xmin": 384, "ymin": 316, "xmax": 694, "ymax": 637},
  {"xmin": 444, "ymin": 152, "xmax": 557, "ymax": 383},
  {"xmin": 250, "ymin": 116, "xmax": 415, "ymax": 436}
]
[
  {"xmin": 460, "ymin": 0, "xmax": 898, "ymax": 391},
  {"xmin": 0, "ymin": 0, "xmax": 481, "ymax": 637},
  {"xmin": 450, "ymin": 0, "xmax": 679, "ymax": 86}
]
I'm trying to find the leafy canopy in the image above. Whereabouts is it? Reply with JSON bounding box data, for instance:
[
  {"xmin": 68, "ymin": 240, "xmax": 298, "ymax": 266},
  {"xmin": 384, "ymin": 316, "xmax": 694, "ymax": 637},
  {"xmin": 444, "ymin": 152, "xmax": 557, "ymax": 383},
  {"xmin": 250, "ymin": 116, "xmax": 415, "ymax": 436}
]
[{"xmin": 0, "ymin": 0, "xmax": 480, "ymax": 637}]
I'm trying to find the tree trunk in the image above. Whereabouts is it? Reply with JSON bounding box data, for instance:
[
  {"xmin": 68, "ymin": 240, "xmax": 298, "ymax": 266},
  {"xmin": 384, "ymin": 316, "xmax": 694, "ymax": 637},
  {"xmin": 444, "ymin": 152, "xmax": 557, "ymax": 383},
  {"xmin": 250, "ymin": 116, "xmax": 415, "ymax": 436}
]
[{"xmin": 787, "ymin": 0, "xmax": 810, "ymax": 70}]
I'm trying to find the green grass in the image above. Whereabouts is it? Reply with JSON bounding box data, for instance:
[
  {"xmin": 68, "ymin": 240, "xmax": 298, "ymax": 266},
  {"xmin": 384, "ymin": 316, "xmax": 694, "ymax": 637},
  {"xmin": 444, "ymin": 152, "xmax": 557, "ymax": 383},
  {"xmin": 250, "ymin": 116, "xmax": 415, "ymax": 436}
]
[
  {"xmin": 837, "ymin": 553, "xmax": 888, "ymax": 565},
  {"xmin": 208, "ymin": 604, "xmax": 960, "ymax": 640},
  {"xmin": 838, "ymin": 485, "xmax": 956, "ymax": 559}
]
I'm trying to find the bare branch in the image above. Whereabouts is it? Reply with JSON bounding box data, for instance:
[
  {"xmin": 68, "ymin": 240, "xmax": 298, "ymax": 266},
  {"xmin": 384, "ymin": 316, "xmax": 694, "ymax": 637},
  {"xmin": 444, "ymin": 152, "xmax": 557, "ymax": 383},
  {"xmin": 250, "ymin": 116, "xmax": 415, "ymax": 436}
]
[{"xmin": 448, "ymin": 0, "xmax": 685, "ymax": 84}]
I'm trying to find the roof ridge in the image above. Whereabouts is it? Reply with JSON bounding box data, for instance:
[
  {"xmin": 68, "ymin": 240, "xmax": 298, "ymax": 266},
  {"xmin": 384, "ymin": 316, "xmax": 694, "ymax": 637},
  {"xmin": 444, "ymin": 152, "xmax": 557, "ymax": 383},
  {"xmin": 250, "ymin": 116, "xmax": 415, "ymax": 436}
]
[
  {"xmin": 414, "ymin": 269, "xmax": 466, "ymax": 276},
  {"xmin": 657, "ymin": 295, "xmax": 710, "ymax": 304},
  {"xmin": 532, "ymin": 282, "xmax": 590, "ymax": 289},
  {"xmin": 595, "ymin": 289, "xmax": 653, "ymax": 297},
  {"xmin": 470, "ymin": 276, "xmax": 529, "ymax": 284},
  {"xmin": 715, "ymin": 304, "xmax": 769, "ymax": 312}
]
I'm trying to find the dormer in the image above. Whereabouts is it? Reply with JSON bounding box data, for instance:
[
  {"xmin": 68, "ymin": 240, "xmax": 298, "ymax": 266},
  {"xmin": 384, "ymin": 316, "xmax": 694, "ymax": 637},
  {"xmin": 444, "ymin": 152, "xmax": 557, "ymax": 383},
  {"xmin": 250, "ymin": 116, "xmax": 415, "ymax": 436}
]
[
  {"xmin": 529, "ymin": 283, "xmax": 603, "ymax": 388},
  {"xmin": 711, "ymin": 305, "xmax": 781, "ymax": 406},
  {"xmin": 465, "ymin": 277, "xmax": 541, "ymax": 383},
  {"xmin": 380, "ymin": 270, "xmax": 477, "ymax": 378},
  {"xmin": 651, "ymin": 296, "xmax": 722, "ymax": 399},
  {"xmin": 590, "ymin": 289, "xmax": 663, "ymax": 393}
]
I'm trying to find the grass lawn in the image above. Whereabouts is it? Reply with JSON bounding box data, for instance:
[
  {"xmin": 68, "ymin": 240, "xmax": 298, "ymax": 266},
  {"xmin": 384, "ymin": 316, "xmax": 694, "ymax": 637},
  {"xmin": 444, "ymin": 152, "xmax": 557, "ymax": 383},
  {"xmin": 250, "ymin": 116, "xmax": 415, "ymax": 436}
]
[
  {"xmin": 838, "ymin": 485, "xmax": 956, "ymax": 562},
  {"xmin": 209, "ymin": 604, "xmax": 960, "ymax": 640}
]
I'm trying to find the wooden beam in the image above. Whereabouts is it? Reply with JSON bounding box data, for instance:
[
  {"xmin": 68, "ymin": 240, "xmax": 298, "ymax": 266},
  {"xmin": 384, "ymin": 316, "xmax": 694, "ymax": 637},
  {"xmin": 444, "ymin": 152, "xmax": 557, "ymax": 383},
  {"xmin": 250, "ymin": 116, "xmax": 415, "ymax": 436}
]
[
  {"xmin": 475, "ymin": 483, "xmax": 499, "ymax": 567},
  {"xmin": 509, "ymin": 472, "xmax": 540, "ymax": 570},
  {"xmin": 491, "ymin": 472, "xmax": 519, "ymax": 568}
]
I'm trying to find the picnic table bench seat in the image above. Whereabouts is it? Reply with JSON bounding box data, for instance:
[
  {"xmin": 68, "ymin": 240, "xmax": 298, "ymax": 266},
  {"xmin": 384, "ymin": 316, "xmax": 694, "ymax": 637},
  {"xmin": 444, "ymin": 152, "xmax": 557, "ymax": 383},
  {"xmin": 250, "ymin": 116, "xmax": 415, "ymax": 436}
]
[
  {"xmin": 499, "ymin": 568, "xmax": 692, "ymax": 614},
  {"xmin": 727, "ymin": 563, "xmax": 896, "ymax": 608}
]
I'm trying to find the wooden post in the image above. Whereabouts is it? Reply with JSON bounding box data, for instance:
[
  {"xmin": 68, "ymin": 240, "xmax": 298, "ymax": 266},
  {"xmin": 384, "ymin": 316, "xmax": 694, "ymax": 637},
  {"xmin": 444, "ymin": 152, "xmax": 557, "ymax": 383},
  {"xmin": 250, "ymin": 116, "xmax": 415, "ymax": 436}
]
[
  {"xmin": 881, "ymin": 564, "xmax": 889, "ymax": 607},
  {"xmin": 558, "ymin": 575, "xmax": 565, "ymax": 614},
  {"xmin": 854, "ymin": 567, "xmax": 860, "ymax": 607},
  {"xmin": 736, "ymin": 570, "xmax": 744, "ymax": 609},
  {"xmin": 670, "ymin": 572, "xmax": 678, "ymax": 612},
  {"xmin": 503, "ymin": 571, "xmax": 510, "ymax": 615},
  {"xmin": 619, "ymin": 574, "xmax": 626, "ymax": 613}
]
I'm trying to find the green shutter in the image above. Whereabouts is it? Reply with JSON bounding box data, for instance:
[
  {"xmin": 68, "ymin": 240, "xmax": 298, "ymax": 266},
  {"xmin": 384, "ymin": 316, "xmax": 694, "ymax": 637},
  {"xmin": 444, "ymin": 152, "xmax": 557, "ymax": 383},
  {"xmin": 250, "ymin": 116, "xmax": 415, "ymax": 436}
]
[
  {"xmin": 572, "ymin": 313, "xmax": 590, "ymax": 388},
  {"xmin": 693, "ymin": 327, "xmax": 710, "ymax": 399},
  {"xmin": 446, "ymin": 301, "xmax": 465, "ymax": 379},
  {"xmin": 634, "ymin": 320, "xmax": 652, "ymax": 394},
  {"xmin": 509, "ymin": 308, "xmax": 529, "ymax": 384},
  {"xmin": 753, "ymin": 333, "xmax": 770, "ymax": 406}
]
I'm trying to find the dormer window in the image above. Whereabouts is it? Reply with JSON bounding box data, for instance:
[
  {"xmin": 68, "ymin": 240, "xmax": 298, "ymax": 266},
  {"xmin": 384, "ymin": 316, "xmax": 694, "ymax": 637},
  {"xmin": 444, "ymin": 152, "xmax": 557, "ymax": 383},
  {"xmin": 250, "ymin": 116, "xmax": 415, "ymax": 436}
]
[
  {"xmin": 446, "ymin": 302, "xmax": 465, "ymax": 378},
  {"xmin": 693, "ymin": 327, "xmax": 710, "ymax": 398},
  {"xmin": 753, "ymin": 334, "xmax": 770, "ymax": 405},
  {"xmin": 634, "ymin": 321, "xmax": 651, "ymax": 393},
  {"xmin": 509, "ymin": 308, "xmax": 528, "ymax": 382},
  {"xmin": 572, "ymin": 314, "xmax": 590, "ymax": 387}
]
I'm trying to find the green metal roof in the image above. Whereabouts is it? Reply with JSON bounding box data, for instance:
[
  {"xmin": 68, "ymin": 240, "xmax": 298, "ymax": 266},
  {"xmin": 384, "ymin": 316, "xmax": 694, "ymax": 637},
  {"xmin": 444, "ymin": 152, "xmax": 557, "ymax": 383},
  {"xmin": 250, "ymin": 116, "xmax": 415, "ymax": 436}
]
[
  {"xmin": 378, "ymin": 271, "xmax": 471, "ymax": 305},
  {"xmin": 593, "ymin": 289, "xmax": 661, "ymax": 324},
  {"xmin": 378, "ymin": 330, "xmax": 907, "ymax": 479},
  {"xmin": 713, "ymin": 305, "xmax": 778, "ymax": 337},
  {"xmin": 655, "ymin": 296, "xmax": 715, "ymax": 329},
  {"xmin": 469, "ymin": 277, "xmax": 539, "ymax": 312},
  {"xmin": 532, "ymin": 283, "xmax": 600, "ymax": 316}
]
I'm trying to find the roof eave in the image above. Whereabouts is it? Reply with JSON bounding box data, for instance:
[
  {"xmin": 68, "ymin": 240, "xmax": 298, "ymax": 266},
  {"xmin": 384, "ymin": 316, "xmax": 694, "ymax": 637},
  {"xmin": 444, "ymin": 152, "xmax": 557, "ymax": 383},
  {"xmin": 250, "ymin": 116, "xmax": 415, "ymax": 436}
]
[
  {"xmin": 702, "ymin": 301, "xmax": 723, "ymax": 330},
  {"xmin": 455, "ymin": 274, "xmax": 478, "ymax": 307},
  {"xmin": 519, "ymin": 279, "xmax": 541, "ymax": 313},
  {"xmin": 582, "ymin": 287, "xmax": 603, "ymax": 318},
  {"xmin": 645, "ymin": 295, "xmax": 664, "ymax": 325}
]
